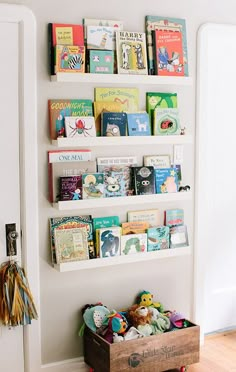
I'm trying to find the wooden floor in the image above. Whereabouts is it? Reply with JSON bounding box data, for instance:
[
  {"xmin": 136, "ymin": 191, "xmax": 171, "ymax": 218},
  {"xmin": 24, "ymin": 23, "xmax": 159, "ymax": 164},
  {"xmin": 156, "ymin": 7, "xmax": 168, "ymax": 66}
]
[{"xmin": 187, "ymin": 330, "xmax": 236, "ymax": 372}]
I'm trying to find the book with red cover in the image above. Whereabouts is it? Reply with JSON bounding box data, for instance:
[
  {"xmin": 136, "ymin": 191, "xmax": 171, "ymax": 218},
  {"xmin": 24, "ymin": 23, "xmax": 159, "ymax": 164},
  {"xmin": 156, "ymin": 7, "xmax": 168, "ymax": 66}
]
[
  {"xmin": 48, "ymin": 23, "xmax": 84, "ymax": 75},
  {"xmin": 153, "ymin": 29, "xmax": 184, "ymax": 76}
]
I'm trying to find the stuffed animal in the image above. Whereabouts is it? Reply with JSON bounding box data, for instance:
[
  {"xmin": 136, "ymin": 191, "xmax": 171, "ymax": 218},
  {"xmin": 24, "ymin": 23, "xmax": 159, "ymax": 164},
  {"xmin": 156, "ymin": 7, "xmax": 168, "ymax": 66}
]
[
  {"xmin": 128, "ymin": 304, "xmax": 153, "ymax": 337},
  {"xmin": 80, "ymin": 303, "xmax": 110, "ymax": 335},
  {"xmin": 136, "ymin": 290, "xmax": 165, "ymax": 313},
  {"xmin": 102, "ymin": 310, "xmax": 128, "ymax": 343}
]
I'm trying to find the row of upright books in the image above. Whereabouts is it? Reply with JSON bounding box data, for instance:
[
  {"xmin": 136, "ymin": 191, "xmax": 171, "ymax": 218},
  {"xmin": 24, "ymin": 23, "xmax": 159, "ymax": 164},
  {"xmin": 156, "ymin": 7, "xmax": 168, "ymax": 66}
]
[
  {"xmin": 48, "ymin": 16, "xmax": 188, "ymax": 76},
  {"xmin": 49, "ymin": 208, "xmax": 189, "ymax": 264},
  {"xmin": 48, "ymin": 152, "xmax": 183, "ymax": 203},
  {"xmin": 48, "ymin": 90, "xmax": 181, "ymax": 139}
]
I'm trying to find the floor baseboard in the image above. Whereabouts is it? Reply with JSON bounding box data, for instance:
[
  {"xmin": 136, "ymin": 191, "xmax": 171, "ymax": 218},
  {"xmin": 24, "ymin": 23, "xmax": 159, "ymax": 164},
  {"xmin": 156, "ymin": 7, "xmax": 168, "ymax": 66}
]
[{"xmin": 41, "ymin": 357, "xmax": 89, "ymax": 372}]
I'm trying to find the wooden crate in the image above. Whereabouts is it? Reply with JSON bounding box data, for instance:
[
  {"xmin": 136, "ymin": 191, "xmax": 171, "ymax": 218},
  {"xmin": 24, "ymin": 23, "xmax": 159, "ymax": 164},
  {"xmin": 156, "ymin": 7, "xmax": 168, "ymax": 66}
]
[{"xmin": 84, "ymin": 321, "xmax": 200, "ymax": 372}]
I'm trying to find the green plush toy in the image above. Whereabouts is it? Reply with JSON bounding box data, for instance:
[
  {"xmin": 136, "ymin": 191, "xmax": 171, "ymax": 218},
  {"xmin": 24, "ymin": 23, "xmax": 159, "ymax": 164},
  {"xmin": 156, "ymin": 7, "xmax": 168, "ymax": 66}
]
[{"xmin": 137, "ymin": 290, "xmax": 165, "ymax": 313}]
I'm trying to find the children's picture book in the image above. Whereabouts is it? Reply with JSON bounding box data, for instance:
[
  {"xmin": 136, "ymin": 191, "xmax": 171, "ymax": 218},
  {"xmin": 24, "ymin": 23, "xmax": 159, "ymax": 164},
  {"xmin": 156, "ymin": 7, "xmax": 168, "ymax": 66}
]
[
  {"xmin": 155, "ymin": 168, "xmax": 179, "ymax": 194},
  {"xmin": 104, "ymin": 171, "xmax": 126, "ymax": 198},
  {"xmin": 97, "ymin": 156, "xmax": 137, "ymax": 196},
  {"xmin": 101, "ymin": 112, "xmax": 127, "ymax": 136},
  {"xmin": 94, "ymin": 87, "xmax": 139, "ymax": 113},
  {"xmin": 127, "ymin": 209, "xmax": 160, "ymax": 227},
  {"xmin": 121, "ymin": 233, "xmax": 147, "ymax": 255},
  {"xmin": 93, "ymin": 216, "xmax": 120, "ymax": 257},
  {"xmin": 172, "ymin": 164, "xmax": 182, "ymax": 182},
  {"xmin": 89, "ymin": 50, "xmax": 114, "ymax": 74},
  {"xmin": 83, "ymin": 18, "xmax": 123, "ymax": 42},
  {"xmin": 116, "ymin": 31, "xmax": 148, "ymax": 75},
  {"xmin": 169, "ymin": 225, "xmax": 189, "ymax": 248},
  {"xmin": 87, "ymin": 26, "xmax": 115, "ymax": 50},
  {"xmin": 93, "ymin": 216, "xmax": 120, "ymax": 229},
  {"xmin": 98, "ymin": 226, "xmax": 121, "ymax": 258},
  {"xmin": 49, "ymin": 215, "xmax": 95, "ymax": 263},
  {"xmin": 59, "ymin": 175, "xmax": 82, "ymax": 201},
  {"xmin": 48, "ymin": 99, "xmax": 93, "ymax": 140},
  {"xmin": 146, "ymin": 92, "xmax": 177, "ymax": 132},
  {"xmin": 165, "ymin": 208, "xmax": 184, "ymax": 227},
  {"xmin": 48, "ymin": 149, "xmax": 95, "ymax": 202},
  {"xmin": 54, "ymin": 227, "xmax": 89, "ymax": 263},
  {"xmin": 93, "ymin": 101, "xmax": 122, "ymax": 136},
  {"xmin": 64, "ymin": 116, "xmax": 96, "ymax": 138},
  {"xmin": 147, "ymin": 226, "xmax": 170, "ymax": 251},
  {"xmin": 153, "ymin": 29, "xmax": 184, "ymax": 76},
  {"xmin": 153, "ymin": 108, "xmax": 180, "ymax": 136},
  {"xmin": 55, "ymin": 45, "xmax": 85, "ymax": 74},
  {"xmin": 127, "ymin": 112, "xmax": 151, "ymax": 136},
  {"xmin": 132, "ymin": 166, "xmax": 156, "ymax": 195},
  {"xmin": 48, "ymin": 23, "xmax": 84, "ymax": 75},
  {"xmin": 82, "ymin": 173, "xmax": 104, "ymax": 199},
  {"xmin": 144, "ymin": 155, "xmax": 171, "ymax": 168},
  {"xmin": 122, "ymin": 221, "xmax": 149, "ymax": 235},
  {"xmin": 145, "ymin": 16, "xmax": 188, "ymax": 76}
]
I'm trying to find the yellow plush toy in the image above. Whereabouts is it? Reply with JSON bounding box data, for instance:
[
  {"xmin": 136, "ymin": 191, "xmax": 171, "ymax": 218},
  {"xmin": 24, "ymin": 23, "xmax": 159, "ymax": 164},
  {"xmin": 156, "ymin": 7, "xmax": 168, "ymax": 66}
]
[{"xmin": 136, "ymin": 290, "xmax": 165, "ymax": 313}]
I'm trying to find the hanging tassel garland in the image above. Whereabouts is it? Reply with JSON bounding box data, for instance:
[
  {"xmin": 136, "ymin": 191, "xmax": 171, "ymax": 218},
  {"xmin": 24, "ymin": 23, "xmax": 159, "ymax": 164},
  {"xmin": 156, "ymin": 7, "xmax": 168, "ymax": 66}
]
[{"xmin": 0, "ymin": 261, "xmax": 38, "ymax": 327}]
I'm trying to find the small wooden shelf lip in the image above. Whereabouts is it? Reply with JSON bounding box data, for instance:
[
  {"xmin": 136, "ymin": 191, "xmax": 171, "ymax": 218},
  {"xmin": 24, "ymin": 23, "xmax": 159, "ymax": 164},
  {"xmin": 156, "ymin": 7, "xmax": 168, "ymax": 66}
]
[
  {"xmin": 51, "ymin": 72, "xmax": 193, "ymax": 86},
  {"xmin": 53, "ymin": 191, "xmax": 192, "ymax": 210},
  {"xmin": 53, "ymin": 246, "xmax": 191, "ymax": 272},
  {"xmin": 52, "ymin": 135, "xmax": 193, "ymax": 147}
]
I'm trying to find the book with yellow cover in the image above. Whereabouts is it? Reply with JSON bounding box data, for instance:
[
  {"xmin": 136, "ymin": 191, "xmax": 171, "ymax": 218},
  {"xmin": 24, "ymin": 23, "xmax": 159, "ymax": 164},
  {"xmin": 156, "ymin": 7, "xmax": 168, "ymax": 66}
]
[
  {"xmin": 122, "ymin": 221, "xmax": 149, "ymax": 235},
  {"xmin": 94, "ymin": 87, "xmax": 139, "ymax": 113}
]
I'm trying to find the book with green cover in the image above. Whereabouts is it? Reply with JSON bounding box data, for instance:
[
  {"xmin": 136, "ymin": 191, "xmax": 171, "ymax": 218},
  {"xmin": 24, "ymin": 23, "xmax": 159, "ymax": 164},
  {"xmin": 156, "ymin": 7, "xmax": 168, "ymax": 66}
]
[
  {"xmin": 95, "ymin": 87, "xmax": 139, "ymax": 113},
  {"xmin": 146, "ymin": 92, "xmax": 178, "ymax": 133}
]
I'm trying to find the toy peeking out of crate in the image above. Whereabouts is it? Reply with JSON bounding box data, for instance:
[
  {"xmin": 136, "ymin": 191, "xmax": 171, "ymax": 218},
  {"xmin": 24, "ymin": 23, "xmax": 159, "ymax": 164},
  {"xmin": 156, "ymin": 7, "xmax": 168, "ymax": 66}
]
[{"xmin": 80, "ymin": 290, "xmax": 200, "ymax": 371}]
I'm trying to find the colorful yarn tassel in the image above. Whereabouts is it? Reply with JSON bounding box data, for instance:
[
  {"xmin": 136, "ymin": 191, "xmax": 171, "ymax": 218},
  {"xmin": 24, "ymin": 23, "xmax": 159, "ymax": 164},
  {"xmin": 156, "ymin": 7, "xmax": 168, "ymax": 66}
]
[{"xmin": 0, "ymin": 261, "xmax": 38, "ymax": 327}]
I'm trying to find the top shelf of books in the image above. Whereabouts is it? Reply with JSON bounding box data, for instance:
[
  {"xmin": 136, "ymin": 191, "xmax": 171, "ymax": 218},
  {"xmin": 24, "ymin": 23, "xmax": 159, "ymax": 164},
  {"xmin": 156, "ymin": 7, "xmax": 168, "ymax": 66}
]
[{"xmin": 51, "ymin": 73, "xmax": 193, "ymax": 86}]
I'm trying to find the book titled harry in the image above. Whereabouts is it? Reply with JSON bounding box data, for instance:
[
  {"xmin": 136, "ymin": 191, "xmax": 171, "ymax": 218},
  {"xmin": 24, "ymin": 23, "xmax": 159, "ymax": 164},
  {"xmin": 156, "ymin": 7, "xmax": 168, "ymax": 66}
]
[
  {"xmin": 64, "ymin": 116, "xmax": 96, "ymax": 138},
  {"xmin": 116, "ymin": 31, "xmax": 148, "ymax": 75}
]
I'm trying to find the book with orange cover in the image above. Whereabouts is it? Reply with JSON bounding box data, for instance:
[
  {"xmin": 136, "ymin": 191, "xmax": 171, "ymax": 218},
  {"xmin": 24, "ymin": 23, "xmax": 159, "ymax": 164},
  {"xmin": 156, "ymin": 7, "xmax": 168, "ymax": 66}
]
[{"xmin": 48, "ymin": 23, "xmax": 84, "ymax": 75}]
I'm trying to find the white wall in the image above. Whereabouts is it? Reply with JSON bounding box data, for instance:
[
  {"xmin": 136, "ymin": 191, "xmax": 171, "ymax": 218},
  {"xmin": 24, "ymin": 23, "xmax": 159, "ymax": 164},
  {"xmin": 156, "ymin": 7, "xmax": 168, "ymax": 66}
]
[{"xmin": 2, "ymin": 0, "xmax": 236, "ymax": 366}]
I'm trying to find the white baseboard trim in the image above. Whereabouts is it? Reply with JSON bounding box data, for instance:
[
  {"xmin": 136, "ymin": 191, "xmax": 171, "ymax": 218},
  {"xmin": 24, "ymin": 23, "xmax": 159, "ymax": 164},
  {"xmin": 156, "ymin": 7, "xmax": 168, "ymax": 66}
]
[{"xmin": 41, "ymin": 357, "xmax": 89, "ymax": 372}]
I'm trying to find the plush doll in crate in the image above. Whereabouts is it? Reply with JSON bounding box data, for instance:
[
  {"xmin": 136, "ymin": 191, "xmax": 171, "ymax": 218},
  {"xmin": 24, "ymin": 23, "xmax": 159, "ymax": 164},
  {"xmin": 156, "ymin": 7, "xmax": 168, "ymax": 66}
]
[
  {"xmin": 102, "ymin": 310, "xmax": 128, "ymax": 343},
  {"xmin": 136, "ymin": 290, "xmax": 165, "ymax": 313}
]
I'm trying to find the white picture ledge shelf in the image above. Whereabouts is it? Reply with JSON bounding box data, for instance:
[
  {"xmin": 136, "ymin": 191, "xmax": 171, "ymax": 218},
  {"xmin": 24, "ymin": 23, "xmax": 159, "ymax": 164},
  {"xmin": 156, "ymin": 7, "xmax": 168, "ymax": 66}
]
[
  {"xmin": 53, "ymin": 246, "xmax": 191, "ymax": 272},
  {"xmin": 52, "ymin": 135, "xmax": 193, "ymax": 148},
  {"xmin": 53, "ymin": 191, "xmax": 192, "ymax": 210},
  {"xmin": 51, "ymin": 72, "xmax": 193, "ymax": 85}
]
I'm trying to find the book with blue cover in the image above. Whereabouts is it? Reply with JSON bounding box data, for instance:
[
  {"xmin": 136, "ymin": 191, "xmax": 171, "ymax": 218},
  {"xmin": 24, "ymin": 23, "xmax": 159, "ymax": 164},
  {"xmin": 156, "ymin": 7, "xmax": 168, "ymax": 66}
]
[
  {"xmin": 101, "ymin": 112, "xmax": 127, "ymax": 136},
  {"xmin": 147, "ymin": 226, "xmax": 170, "ymax": 251},
  {"xmin": 165, "ymin": 208, "xmax": 184, "ymax": 227},
  {"xmin": 155, "ymin": 167, "xmax": 179, "ymax": 194},
  {"xmin": 127, "ymin": 112, "xmax": 151, "ymax": 136}
]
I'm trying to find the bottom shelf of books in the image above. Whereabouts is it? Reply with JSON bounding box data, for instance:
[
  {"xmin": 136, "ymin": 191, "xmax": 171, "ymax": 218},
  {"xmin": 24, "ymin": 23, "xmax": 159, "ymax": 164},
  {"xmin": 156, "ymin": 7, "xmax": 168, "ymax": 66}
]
[{"xmin": 53, "ymin": 246, "xmax": 191, "ymax": 272}]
